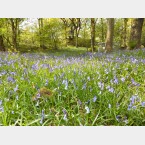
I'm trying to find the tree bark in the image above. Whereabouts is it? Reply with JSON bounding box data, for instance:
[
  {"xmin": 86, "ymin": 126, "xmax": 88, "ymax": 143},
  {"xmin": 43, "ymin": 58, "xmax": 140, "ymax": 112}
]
[
  {"xmin": 10, "ymin": 18, "xmax": 18, "ymax": 50},
  {"xmin": 123, "ymin": 18, "xmax": 128, "ymax": 48},
  {"xmin": 105, "ymin": 18, "xmax": 114, "ymax": 52},
  {"xmin": 38, "ymin": 18, "xmax": 46, "ymax": 49},
  {"xmin": 129, "ymin": 18, "xmax": 144, "ymax": 49},
  {"xmin": 0, "ymin": 35, "xmax": 5, "ymax": 51},
  {"xmin": 60, "ymin": 18, "xmax": 68, "ymax": 47},
  {"xmin": 101, "ymin": 18, "xmax": 105, "ymax": 42},
  {"xmin": 91, "ymin": 18, "xmax": 95, "ymax": 52},
  {"xmin": 69, "ymin": 18, "xmax": 81, "ymax": 48}
]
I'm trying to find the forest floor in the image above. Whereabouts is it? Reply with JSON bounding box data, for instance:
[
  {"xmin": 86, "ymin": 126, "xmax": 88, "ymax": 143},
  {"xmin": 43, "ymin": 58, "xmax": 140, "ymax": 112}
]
[{"xmin": 0, "ymin": 47, "xmax": 145, "ymax": 126}]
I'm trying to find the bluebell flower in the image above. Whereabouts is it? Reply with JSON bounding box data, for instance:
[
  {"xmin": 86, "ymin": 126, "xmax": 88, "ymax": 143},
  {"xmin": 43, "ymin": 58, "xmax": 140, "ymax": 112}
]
[
  {"xmin": 32, "ymin": 63, "xmax": 39, "ymax": 70},
  {"xmin": 35, "ymin": 101, "xmax": 39, "ymax": 107},
  {"xmin": 0, "ymin": 106, "xmax": 4, "ymax": 112},
  {"xmin": 78, "ymin": 99, "xmax": 82, "ymax": 106},
  {"xmin": 87, "ymin": 76, "xmax": 90, "ymax": 81},
  {"xmin": 98, "ymin": 82, "xmax": 104, "ymax": 90},
  {"xmin": 16, "ymin": 95, "xmax": 19, "ymax": 100},
  {"xmin": 82, "ymin": 83, "xmax": 87, "ymax": 90},
  {"xmin": 132, "ymin": 106, "xmax": 137, "ymax": 110},
  {"xmin": 108, "ymin": 87, "xmax": 114, "ymax": 93},
  {"xmin": 62, "ymin": 108, "xmax": 68, "ymax": 121},
  {"xmin": 108, "ymin": 104, "xmax": 111, "ymax": 109},
  {"xmin": 141, "ymin": 102, "xmax": 145, "ymax": 107},
  {"xmin": 62, "ymin": 79, "xmax": 68, "ymax": 90},
  {"xmin": 14, "ymin": 85, "xmax": 18, "ymax": 92},
  {"xmin": 54, "ymin": 75, "xmax": 57, "ymax": 81},
  {"xmin": 45, "ymin": 80, "xmax": 48, "ymax": 86},
  {"xmin": 127, "ymin": 104, "xmax": 132, "ymax": 110},
  {"xmin": 85, "ymin": 106, "xmax": 90, "ymax": 114},
  {"xmin": 121, "ymin": 77, "xmax": 125, "ymax": 82},
  {"xmin": 85, "ymin": 100, "xmax": 90, "ymax": 104},
  {"xmin": 114, "ymin": 76, "xmax": 118, "ymax": 84},
  {"xmin": 129, "ymin": 95, "xmax": 139, "ymax": 105},
  {"xmin": 116, "ymin": 115, "xmax": 121, "ymax": 122},
  {"xmin": 93, "ymin": 96, "xmax": 97, "ymax": 102},
  {"xmin": 62, "ymin": 108, "xmax": 67, "ymax": 115},
  {"xmin": 7, "ymin": 76, "xmax": 15, "ymax": 83},
  {"xmin": 63, "ymin": 114, "xmax": 68, "ymax": 121},
  {"xmin": 131, "ymin": 78, "xmax": 140, "ymax": 86},
  {"xmin": 40, "ymin": 110, "xmax": 45, "ymax": 124}
]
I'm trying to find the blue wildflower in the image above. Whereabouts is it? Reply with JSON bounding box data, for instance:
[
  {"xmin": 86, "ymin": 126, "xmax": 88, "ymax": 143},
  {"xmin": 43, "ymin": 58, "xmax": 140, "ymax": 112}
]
[
  {"xmin": 62, "ymin": 108, "xmax": 67, "ymax": 121},
  {"xmin": 108, "ymin": 87, "xmax": 114, "ymax": 93},
  {"xmin": 127, "ymin": 104, "xmax": 132, "ymax": 110},
  {"xmin": 0, "ymin": 106, "xmax": 4, "ymax": 112},
  {"xmin": 114, "ymin": 76, "xmax": 118, "ymax": 84},
  {"xmin": 82, "ymin": 83, "xmax": 87, "ymax": 90},
  {"xmin": 11, "ymin": 111, "xmax": 14, "ymax": 114},
  {"xmin": 141, "ymin": 102, "xmax": 145, "ymax": 107},
  {"xmin": 121, "ymin": 77, "xmax": 125, "ymax": 82},
  {"xmin": 7, "ymin": 76, "xmax": 15, "ymax": 83},
  {"xmin": 14, "ymin": 85, "xmax": 18, "ymax": 92},
  {"xmin": 78, "ymin": 99, "xmax": 82, "ymax": 105},
  {"xmin": 131, "ymin": 78, "xmax": 140, "ymax": 86},
  {"xmin": 132, "ymin": 106, "xmax": 137, "ymax": 110},
  {"xmin": 98, "ymin": 82, "xmax": 104, "ymax": 90},
  {"xmin": 16, "ymin": 95, "xmax": 19, "ymax": 100},
  {"xmin": 108, "ymin": 104, "xmax": 111, "ymax": 109},
  {"xmin": 40, "ymin": 110, "xmax": 45, "ymax": 124},
  {"xmin": 85, "ymin": 106, "xmax": 90, "ymax": 114},
  {"xmin": 45, "ymin": 80, "xmax": 48, "ymax": 86},
  {"xmin": 93, "ymin": 96, "xmax": 97, "ymax": 102}
]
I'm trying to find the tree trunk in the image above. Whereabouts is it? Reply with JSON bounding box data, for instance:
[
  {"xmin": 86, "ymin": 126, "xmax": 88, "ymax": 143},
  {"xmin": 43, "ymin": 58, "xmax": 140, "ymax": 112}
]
[
  {"xmin": 38, "ymin": 18, "xmax": 46, "ymax": 49},
  {"xmin": 60, "ymin": 18, "xmax": 68, "ymax": 47},
  {"xmin": 129, "ymin": 18, "xmax": 144, "ymax": 49},
  {"xmin": 75, "ymin": 29, "xmax": 78, "ymax": 48},
  {"xmin": 10, "ymin": 18, "xmax": 18, "ymax": 50},
  {"xmin": 123, "ymin": 18, "xmax": 128, "ymax": 48},
  {"xmin": 101, "ymin": 18, "xmax": 105, "ymax": 42},
  {"xmin": 105, "ymin": 18, "xmax": 114, "ymax": 52},
  {"xmin": 0, "ymin": 35, "xmax": 5, "ymax": 51},
  {"xmin": 91, "ymin": 18, "xmax": 95, "ymax": 52}
]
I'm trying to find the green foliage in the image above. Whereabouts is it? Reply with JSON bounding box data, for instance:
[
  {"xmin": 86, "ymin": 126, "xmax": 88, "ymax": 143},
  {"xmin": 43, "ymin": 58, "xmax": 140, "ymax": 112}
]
[
  {"xmin": 128, "ymin": 41, "xmax": 137, "ymax": 49},
  {"xmin": 1, "ymin": 48, "xmax": 145, "ymax": 125}
]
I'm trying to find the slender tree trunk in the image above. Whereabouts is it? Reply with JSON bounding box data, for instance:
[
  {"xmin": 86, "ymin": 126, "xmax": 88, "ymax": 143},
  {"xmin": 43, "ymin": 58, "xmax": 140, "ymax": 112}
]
[
  {"xmin": 75, "ymin": 29, "xmax": 78, "ymax": 48},
  {"xmin": 129, "ymin": 18, "xmax": 144, "ymax": 49},
  {"xmin": 10, "ymin": 19, "xmax": 18, "ymax": 50},
  {"xmin": 105, "ymin": 18, "xmax": 114, "ymax": 52},
  {"xmin": 123, "ymin": 18, "xmax": 128, "ymax": 48},
  {"xmin": 60, "ymin": 18, "xmax": 68, "ymax": 47},
  {"xmin": 0, "ymin": 35, "xmax": 5, "ymax": 51},
  {"xmin": 38, "ymin": 18, "xmax": 46, "ymax": 49},
  {"xmin": 101, "ymin": 18, "xmax": 104, "ymax": 42},
  {"xmin": 64, "ymin": 26, "xmax": 67, "ymax": 47},
  {"xmin": 91, "ymin": 18, "xmax": 95, "ymax": 52}
]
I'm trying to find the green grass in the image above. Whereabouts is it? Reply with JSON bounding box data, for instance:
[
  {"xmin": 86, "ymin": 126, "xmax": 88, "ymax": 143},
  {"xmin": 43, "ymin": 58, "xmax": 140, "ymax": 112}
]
[{"xmin": 0, "ymin": 47, "xmax": 145, "ymax": 126}]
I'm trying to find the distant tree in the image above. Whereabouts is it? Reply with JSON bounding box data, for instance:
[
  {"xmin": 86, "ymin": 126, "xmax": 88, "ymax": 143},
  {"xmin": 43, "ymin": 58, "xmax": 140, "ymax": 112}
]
[
  {"xmin": 69, "ymin": 18, "xmax": 81, "ymax": 48},
  {"xmin": 129, "ymin": 18, "xmax": 144, "ymax": 49},
  {"xmin": 0, "ymin": 19, "xmax": 6, "ymax": 51},
  {"xmin": 105, "ymin": 18, "xmax": 114, "ymax": 52},
  {"xmin": 60, "ymin": 18, "xmax": 70, "ymax": 46},
  {"xmin": 38, "ymin": 18, "xmax": 47, "ymax": 49},
  {"xmin": 101, "ymin": 18, "xmax": 105, "ymax": 42},
  {"xmin": 9, "ymin": 18, "xmax": 24, "ymax": 50},
  {"xmin": 91, "ymin": 18, "xmax": 96, "ymax": 52}
]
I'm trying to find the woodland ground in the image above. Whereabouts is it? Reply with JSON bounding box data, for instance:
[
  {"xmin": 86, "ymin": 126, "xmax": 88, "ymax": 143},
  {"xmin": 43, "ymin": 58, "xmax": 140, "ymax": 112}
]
[{"xmin": 0, "ymin": 47, "xmax": 145, "ymax": 126}]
